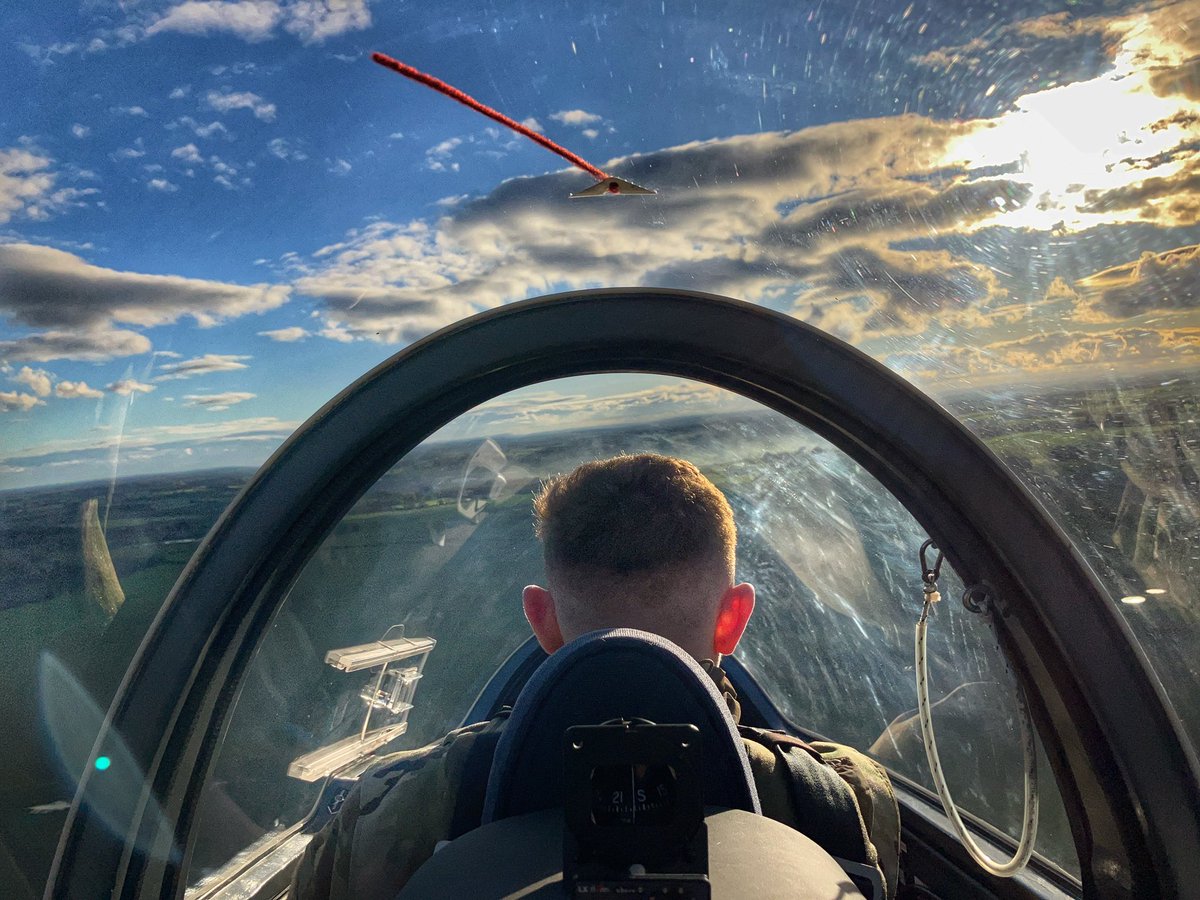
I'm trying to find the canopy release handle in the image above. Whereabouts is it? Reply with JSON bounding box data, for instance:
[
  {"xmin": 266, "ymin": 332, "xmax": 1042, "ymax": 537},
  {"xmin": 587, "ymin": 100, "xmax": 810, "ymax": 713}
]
[{"xmin": 914, "ymin": 539, "xmax": 1040, "ymax": 878}]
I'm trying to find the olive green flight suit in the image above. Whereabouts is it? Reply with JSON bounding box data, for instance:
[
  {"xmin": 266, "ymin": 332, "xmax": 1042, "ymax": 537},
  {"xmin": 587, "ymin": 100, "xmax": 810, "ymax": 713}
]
[{"xmin": 291, "ymin": 663, "xmax": 899, "ymax": 899}]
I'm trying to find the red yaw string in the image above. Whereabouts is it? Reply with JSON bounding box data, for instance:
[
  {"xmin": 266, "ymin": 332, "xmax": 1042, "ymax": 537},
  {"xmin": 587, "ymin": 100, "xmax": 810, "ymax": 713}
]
[{"xmin": 371, "ymin": 52, "xmax": 611, "ymax": 181}]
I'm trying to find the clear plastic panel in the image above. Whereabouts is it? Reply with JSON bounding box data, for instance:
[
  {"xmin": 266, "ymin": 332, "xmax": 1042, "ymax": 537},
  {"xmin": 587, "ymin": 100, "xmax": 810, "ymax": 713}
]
[{"xmin": 938, "ymin": 383, "xmax": 1200, "ymax": 745}]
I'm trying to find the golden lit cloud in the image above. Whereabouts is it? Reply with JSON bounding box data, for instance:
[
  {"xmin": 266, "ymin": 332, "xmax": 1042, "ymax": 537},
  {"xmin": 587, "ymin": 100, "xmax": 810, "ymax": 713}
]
[
  {"xmin": 1076, "ymin": 244, "xmax": 1200, "ymax": 320},
  {"xmin": 0, "ymin": 390, "xmax": 44, "ymax": 413},
  {"xmin": 898, "ymin": 325, "xmax": 1200, "ymax": 383}
]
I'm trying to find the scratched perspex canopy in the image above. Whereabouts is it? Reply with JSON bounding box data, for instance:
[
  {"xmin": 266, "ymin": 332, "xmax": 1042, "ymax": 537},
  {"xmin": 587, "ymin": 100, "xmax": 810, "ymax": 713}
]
[{"xmin": 1, "ymin": 2, "xmax": 1197, "ymax": 895}]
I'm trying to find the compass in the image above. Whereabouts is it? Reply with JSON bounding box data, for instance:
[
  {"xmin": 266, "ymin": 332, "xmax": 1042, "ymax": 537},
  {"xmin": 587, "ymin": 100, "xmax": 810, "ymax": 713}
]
[
  {"xmin": 589, "ymin": 760, "xmax": 677, "ymax": 827},
  {"xmin": 563, "ymin": 720, "xmax": 710, "ymax": 897}
]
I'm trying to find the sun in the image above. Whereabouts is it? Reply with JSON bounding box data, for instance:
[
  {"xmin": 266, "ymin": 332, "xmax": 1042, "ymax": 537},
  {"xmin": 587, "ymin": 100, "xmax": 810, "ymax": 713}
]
[{"xmin": 941, "ymin": 10, "xmax": 1200, "ymax": 232}]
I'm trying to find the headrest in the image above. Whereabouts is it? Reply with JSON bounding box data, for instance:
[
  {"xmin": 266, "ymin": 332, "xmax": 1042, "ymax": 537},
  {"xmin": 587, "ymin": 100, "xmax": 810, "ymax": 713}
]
[{"xmin": 482, "ymin": 628, "xmax": 760, "ymax": 824}]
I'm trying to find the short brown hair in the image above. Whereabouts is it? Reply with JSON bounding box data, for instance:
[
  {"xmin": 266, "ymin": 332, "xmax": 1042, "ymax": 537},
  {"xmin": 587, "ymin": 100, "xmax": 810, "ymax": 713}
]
[{"xmin": 533, "ymin": 454, "xmax": 736, "ymax": 580}]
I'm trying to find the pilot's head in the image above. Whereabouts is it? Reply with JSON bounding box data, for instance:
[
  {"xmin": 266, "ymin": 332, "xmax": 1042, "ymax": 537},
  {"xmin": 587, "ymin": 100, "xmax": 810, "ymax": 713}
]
[{"xmin": 522, "ymin": 453, "xmax": 755, "ymax": 662}]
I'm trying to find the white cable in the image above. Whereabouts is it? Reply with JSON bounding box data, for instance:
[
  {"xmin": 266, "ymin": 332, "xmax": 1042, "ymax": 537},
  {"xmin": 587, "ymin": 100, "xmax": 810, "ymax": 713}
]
[{"xmin": 915, "ymin": 595, "xmax": 1040, "ymax": 878}]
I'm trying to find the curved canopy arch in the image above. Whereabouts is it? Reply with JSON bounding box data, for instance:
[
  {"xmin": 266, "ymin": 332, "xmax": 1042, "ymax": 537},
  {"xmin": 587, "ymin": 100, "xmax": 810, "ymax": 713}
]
[{"xmin": 48, "ymin": 289, "xmax": 1200, "ymax": 898}]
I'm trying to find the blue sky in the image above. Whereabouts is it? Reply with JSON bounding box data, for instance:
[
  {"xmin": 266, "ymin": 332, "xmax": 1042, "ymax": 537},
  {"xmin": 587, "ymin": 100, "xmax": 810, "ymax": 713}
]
[{"xmin": 1, "ymin": 0, "xmax": 1198, "ymax": 488}]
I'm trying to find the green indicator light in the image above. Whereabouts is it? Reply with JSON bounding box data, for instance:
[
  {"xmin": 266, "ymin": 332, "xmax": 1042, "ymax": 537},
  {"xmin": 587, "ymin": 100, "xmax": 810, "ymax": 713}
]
[{"xmin": 94, "ymin": 756, "xmax": 112, "ymax": 771}]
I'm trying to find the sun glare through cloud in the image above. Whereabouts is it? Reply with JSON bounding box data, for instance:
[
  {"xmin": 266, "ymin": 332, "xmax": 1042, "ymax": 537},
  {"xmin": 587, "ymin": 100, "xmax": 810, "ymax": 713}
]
[{"xmin": 944, "ymin": 9, "xmax": 1200, "ymax": 233}]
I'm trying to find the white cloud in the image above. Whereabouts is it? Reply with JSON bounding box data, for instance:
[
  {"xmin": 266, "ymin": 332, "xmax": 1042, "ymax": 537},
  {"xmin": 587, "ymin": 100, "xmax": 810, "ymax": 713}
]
[
  {"xmin": 18, "ymin": 41, "xmax": 79, "ymax": 66},
  {"xmin": 0, "ymin": 328, "xmax": 152, "ymax": 363},
  {"xmin": 148, "ymin": 178, "xmax": 179, "ymax": 192},
  {"xmin": 318, "ymin": 321, "xmax": 353, "ymax": 343},
  {"xmin": 427, "ymin": 138, "xmax": 462, "ymax": 157},
  {"xmin": 113, "ymin": 138, "xmax": 147, "ymax": 162},
  {"xmin": 154, "ymin": 353, "xmax": 251, "ymax": 380},
  {"xmin": 328, "ymin": 158, "xmax": 351, "ymax": 175},
  {"xmin": 147, "ymin": 1, "xmax": 284, "ymax": 42},
  {"xmin": 581, "ymin": 128, "xmax": 599, "ymax": 140},
  {"xmin": 0, "ymin": 148, "xmax": 93, "ymax": 223},
  {"xmin": 425, "ymin": 137, "xmax": 462, "ymax": 172},
  {"xmin": 521, "ymin": 117, "xmax": 543, "ymax": 133},
  {"xmin": 172, "ymin": 117, "xmax": 229, "ymax": 138},
  {"xmin": 171, "ymin": 143, "xmax": 204, "ymax": 163},
  {"xmin": 258, "ymin": 326, "xmax": 309, "ymax": 341},
  {"xmin": 146, "ymin": 0, "xmax": 371, "ymax": 44},
  {"xmin": 0, "ymin": 244, "xmax": 290, "ymax": 362},
  {"xmin": 284, "ymin": 0, "xmax": 372, "ymax": 43},
  {"xmin": 209, "ymin": 62, "xmax": 259, "ymax": 76},
  {"xmin": 205, "ymin": 89, "xmax": 276, "ymax": 121},
  {"xmin": 0, "ymin": 148, "xmax": 56, "ymax": 224},
  {"xmin": 112, "ymin": 105, "xmax": 150, "ymax": 118},
  {"xmin": 13, "ymin": 366, "xmax": 52, "ymax": 396},
  {"xmin": 55, "ymin": 380, "xmax": 103, "ymax": 399},
  {"xmin": 388, "ymin": 131, "xmax": 405, "ymax": 140},
  {"xmin": 106, "ymin": 379, "xmax": 155, "ymax": 395},
  {"xmin": 71, "ymin": 124, "xmax": 91, "ymax": 139},
  {"xmin": 289, "ymin": 115, "xmax": 1036, "ymax": 346},
  {"xmin": 549, "ymin": 109, "xmax": 602, "ymax": 127},
  {"xmin": 0, "ymin": 391, "xmax": 43, "ymax": 413},
  {"xmin": 268, "ymin": 137, "xmax": 307, "ymax": 161},
  {"xmin": 183, "ymin": 390, "xmax": 256, "ymax": 410},
  {"xmin": 205, "ymin": 154, "xmax": 250, "ymax": 189},
  {"xmin": 170, "ymin": 85, "xmax": 191, "ymax": 99}
]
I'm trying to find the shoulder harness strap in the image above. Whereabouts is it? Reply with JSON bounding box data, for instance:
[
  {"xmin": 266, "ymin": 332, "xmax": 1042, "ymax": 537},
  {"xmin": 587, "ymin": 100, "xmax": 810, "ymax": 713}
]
[{"xmin": 740, "ymin": 726, "xmax": 874, "ymax": 866}]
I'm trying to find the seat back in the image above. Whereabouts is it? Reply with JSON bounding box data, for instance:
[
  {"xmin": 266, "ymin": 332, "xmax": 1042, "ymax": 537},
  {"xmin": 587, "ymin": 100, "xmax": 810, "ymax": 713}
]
[{"xmin": 482, "ymin": 628, "xmax": 760, "ymax": 824}]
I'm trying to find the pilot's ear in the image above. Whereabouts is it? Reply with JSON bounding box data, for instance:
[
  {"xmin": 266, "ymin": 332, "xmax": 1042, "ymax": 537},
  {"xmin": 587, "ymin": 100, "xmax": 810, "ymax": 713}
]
[
  {"xmin": 713, "ymin": 583, "xmax": 755, "ymax": 657},
  {"xmin": 523, "ymin": 584, "xmax": 565, "ymax": 654}
]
